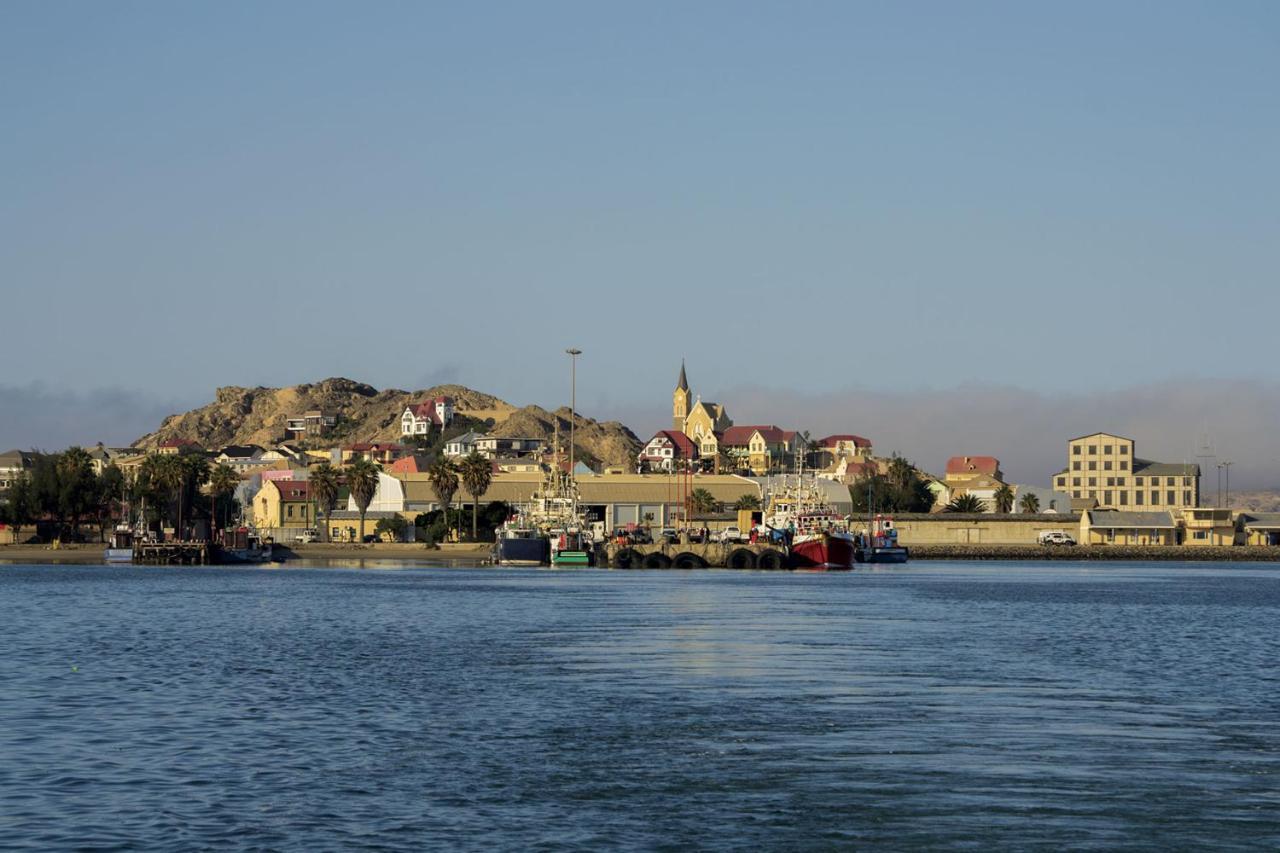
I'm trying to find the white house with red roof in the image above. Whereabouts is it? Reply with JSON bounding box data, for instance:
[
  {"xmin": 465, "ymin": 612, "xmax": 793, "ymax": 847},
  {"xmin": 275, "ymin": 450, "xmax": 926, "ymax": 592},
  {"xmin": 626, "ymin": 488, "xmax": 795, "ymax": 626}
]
[
  {"xmin": 719, "ymin": 425, "xmax": 802, "ymax": 475},
  {"xmin": 401, "ymin": 396, "xmax": 455, "ymax": 437},
  {"xmin": 944, "ymin": 455, "xmax": 1004, "ymax": 484},
  {"xmin": 637, "ymin": 430, "xmax": 698, "ymax": 473}
]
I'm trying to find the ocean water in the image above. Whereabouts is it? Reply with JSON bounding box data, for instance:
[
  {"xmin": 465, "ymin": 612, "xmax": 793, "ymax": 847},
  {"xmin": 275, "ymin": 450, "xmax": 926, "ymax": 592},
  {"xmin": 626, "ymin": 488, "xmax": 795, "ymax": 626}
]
[{"xmin": 1, "ymin": 562, "xmax": 1278, "ymax": 850}]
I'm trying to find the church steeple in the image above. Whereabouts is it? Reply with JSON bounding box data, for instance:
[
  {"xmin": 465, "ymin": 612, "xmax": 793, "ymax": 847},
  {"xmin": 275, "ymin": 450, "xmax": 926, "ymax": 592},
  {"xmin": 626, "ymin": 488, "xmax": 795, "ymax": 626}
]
[{"xmin": 673, "ymin": 360, "xmax": 691, "ymax": 432}]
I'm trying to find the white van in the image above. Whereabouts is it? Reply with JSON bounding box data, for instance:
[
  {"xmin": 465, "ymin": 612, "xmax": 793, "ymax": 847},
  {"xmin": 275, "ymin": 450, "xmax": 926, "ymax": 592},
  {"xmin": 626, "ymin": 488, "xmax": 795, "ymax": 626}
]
[{"xmin": 1038, "ymin": 530, "xmax": 1076, "ymax": 546}]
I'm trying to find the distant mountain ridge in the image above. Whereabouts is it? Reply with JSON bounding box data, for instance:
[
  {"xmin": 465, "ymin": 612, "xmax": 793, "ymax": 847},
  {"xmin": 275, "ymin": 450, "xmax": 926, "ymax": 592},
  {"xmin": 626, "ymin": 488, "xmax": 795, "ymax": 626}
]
[{"xmin": 131, "ymin": 377, "xmax": 643, "ymax": 470}]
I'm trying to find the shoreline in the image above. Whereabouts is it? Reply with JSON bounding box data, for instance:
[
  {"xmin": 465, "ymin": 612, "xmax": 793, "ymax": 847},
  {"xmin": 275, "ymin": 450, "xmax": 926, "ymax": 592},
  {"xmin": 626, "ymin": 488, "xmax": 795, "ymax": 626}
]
[{"xmin": 5, "ymin": 542, "xmax": 1280, "ymax": 566}]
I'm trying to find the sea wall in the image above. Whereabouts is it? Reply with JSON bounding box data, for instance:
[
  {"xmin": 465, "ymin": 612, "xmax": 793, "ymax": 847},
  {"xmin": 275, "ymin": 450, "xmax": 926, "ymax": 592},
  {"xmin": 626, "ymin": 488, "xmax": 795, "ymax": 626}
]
[{"xmin": 909, "ymin": 544, "xmax": 1280, "ymax": 562}]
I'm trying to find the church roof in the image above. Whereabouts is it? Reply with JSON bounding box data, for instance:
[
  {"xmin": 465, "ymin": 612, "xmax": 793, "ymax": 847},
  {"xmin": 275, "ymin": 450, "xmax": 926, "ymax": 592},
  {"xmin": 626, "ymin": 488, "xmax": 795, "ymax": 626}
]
[{"xmin": 677, "ymin": 360, "xmax": 689, "ymax": 391}]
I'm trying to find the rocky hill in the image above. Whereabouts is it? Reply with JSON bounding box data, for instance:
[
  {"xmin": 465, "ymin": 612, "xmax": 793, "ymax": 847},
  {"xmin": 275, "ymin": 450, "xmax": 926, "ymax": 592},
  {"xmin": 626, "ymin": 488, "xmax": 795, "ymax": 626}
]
[{"xmin": 131, "ymin": 378, "xmax": 643, "ymax": 470}]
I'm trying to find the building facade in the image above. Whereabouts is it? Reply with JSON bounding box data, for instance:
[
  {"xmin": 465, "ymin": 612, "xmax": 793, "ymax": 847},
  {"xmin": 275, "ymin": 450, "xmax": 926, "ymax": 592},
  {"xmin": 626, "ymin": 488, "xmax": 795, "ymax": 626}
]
[{"xmin": 1052, "ymin": 433, "xmax": 1200, "ymax": 512}]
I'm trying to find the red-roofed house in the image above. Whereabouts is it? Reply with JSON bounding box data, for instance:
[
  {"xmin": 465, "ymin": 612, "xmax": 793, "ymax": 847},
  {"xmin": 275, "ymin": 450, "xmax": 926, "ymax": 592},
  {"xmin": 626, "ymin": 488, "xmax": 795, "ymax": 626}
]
[
  {"xmin": 388, "ymin": 455, "xmax": 432, "ymax": 474},
  {"xmin": 944, "ymin": 456, "xmax": 1004, "ymax": 486},
  {"xmin": 401, "ymin": 396, "xmax": 455, "ymax": 437},
  {"xmin": 720, "ymin": 425, "xmax": 800, "ymax": 475},
  {"xmin": 637, "ymin": 430, "xmax": 698, "ymax": 473},
  {"xmin": 342, "ymin": 442, "xmax": 408, "ymax": 465}
]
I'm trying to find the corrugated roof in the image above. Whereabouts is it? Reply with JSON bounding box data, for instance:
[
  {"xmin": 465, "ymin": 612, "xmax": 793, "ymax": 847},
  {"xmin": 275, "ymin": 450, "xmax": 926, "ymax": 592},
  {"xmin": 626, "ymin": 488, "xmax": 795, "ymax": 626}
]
[
  {"xmin": 1133, "ymin": 460, "xmax": 1200, "ymax": 477},
  {"xmin": 945, "ymin": 456, "xmax": 1000, "ymax": 476},
  {"xmin": 1240, "ymin": 512, "xmax": 1280, "ymax": 529},
  {"xmin": 1086, "ymin": 510, "xmax": 1177, "ymax": 528}
]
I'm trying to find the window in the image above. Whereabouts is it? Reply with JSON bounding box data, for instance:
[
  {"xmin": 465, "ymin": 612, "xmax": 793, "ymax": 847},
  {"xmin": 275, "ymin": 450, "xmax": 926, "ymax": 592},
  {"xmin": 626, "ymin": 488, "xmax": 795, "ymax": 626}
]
[
  {"xmin": 1183, "ymin": 477, "xmax": 1191, "ymax": 486},
  {"xmin": 1088, "ymin": 461, "xmax": 1097, "ymax": 471},
  {"xmin": 1057, "ymin": 477, "xmax": 1066, "ymax": 487},
  {"xmin": 1151, "ymin": 491, "xmax": 1160, "ymax": 505},
  {"xmin": 1184, "ymin": 490, "xmax": 1192, "ymax": 505},
  {"xmin": 1106, "ymin": 477, "xmax": 1115, "ymax": 487},
  {"xmin": 1073, "ymin": 446, "xmax": 1082, "ymax": 455},
  {"xmin": 1135, "ymin": 476, "xmax": 1144, "ymax": 485},
  {"xmin": 1167, "ymin": 477, "xmax": 1176, "ymax": 487},
  {"xmin": 1104, "ymin": 461, "xmax": 1112, "ymax": 470},
  {"xmin": 1194, "ymin": 530, "xmax": 1207, "ymax": 540},
  {"xmin": 1073, "ymin": 477, "xmax": 1081, "ymax": 486},
  {"xmin": 1088, "ymin": 477, "xmax": 1097, "ymax": 486},
  {"xmin": 1120, "ymin": 445, "xmax": 1129, "ymax": 454},
  {"xmin": 1167, "ymin": 490, "xmax": 1175, "ymax": 505},
  {"xmin": 1135, "ymin": 492, "xmax": 1144, "ymax": 505},
  {"xmin": 1089, "ymin": 445, "xmax": 1097, "ymax": 455},
  {"xmin": 287, "ymin": 505, "xmax": 294, "ymax": 518},
  {"xmin": 1120, "ymin": 461, "xmax": 1129, "ymax": 470},
  {"xmin": 1104, "ymin": 445, "xmax": 1113, "ymax": 454},
  {"xmin": 1103, "ymin": 491, "xmax": 1113, "ymax": 505},
  {"xmin": 1116, "ymin": 477, "xmax": 1126, "ymax": 485},
  {"xmin": 1119, "ymin": 491, "xmax": 1128, "ymax": 505},
  {"xmin": 1073, "ymin": 490, "xmax": 1081, "ymax": 498},
  {"xmin": 1073, "ymin": 461, "xmax": 1081, "ymax": 471}
]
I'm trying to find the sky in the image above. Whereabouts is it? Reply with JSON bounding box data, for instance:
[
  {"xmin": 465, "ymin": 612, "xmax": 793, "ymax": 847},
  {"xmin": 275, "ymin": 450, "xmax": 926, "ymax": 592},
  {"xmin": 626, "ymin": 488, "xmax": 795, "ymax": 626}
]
[{"xmin": 1, "ymin": 2, "xmax": 1277, "ymax": 484}]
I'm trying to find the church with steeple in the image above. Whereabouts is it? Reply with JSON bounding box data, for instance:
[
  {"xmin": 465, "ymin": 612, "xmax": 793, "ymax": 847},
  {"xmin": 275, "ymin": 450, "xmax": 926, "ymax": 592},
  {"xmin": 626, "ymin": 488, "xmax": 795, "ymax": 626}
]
[{"xmin": 672, "ymin": 361, "xmax": 732, "ymax": 452}]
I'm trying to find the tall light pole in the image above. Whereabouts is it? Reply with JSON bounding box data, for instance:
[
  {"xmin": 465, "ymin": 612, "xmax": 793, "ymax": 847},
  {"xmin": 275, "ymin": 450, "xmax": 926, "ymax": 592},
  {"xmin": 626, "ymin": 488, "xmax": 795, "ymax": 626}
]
[
  {"xmin": 1221, "ymin": 460, "xmax": 1233, "ymax": 509},
  {"xmin": 565, "ymin": 348, "xmax": 581, "ymax": 477}
]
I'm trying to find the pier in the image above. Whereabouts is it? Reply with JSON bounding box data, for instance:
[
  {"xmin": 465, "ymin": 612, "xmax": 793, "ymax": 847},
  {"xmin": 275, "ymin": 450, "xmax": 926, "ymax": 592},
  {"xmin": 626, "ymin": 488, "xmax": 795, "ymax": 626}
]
[{"xmin": 603, "ymin": 541, "xmax": 788, "ymax": 569}]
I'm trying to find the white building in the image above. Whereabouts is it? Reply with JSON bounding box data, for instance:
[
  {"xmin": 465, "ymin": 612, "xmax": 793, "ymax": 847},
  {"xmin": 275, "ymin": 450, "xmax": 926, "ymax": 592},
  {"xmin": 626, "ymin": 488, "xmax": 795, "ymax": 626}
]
[{"xmin": 401, "ymin": 396, "xmax": 455, "ymax": 436}]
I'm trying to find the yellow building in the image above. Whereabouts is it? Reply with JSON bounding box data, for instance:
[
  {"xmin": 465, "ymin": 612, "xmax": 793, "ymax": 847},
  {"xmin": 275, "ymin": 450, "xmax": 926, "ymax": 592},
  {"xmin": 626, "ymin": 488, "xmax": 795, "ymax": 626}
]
[
  {"xmin": 252, "ymin": 480, "xmax": 314, "ymax": 530},
  {"xmin": 1079, "ymin": 510, "xmax": 1179, "ymax": 545},
  {"xmin": 1053, "ymin": 432, "xmax": 1199, "ymax": 513},
  {"xmin": 1179, "ymin": 508, "xmax": 1235, "ymax": 546},
  {"xmin": 1239, "ymin": 513, "xmax": 1280, "ymax": 546}
]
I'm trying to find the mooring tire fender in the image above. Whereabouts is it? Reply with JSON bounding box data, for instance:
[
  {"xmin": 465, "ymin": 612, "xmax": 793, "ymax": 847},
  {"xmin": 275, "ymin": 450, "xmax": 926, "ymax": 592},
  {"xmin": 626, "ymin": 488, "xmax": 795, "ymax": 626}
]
[
  {"xmin": 727, "ymin": 548, "xmax": 758, "ymax": 569},
  {"xmin": 757, "ymin": 549, "xmax": 785, "ymax": 570},
  {"xmin": 643, "ymin": 552, "xmax": 673, "ymax": 569},
  {"xmin": 672, "ymin": 552, "xmax": 708, "ymax": 569}
]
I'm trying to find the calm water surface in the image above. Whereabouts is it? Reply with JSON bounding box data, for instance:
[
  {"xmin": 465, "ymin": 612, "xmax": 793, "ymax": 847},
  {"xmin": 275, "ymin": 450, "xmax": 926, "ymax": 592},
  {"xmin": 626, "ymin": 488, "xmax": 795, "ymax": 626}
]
[{"xmin": 1, "ymin": 562, "xmax": 1278, "ymax": 850}]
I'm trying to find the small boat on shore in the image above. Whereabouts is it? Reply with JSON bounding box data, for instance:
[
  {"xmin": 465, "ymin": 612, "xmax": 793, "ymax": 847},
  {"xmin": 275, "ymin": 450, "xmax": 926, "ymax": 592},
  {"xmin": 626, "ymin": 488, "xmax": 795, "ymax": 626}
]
[
  {"xmin": 216, "ymin": 527, "xmax": 276, "ymax": 564},
  {"xmin": 104, "ymin": 525, "xmax": 135, "ymax": 564}
]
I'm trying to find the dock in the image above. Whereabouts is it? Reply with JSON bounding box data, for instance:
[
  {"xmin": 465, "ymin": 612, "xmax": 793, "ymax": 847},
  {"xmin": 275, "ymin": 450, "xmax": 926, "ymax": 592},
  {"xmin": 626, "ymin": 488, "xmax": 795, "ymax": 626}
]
[{"xmin": 602, "ymin": 541, "xmax": 788, "ymax": 569}]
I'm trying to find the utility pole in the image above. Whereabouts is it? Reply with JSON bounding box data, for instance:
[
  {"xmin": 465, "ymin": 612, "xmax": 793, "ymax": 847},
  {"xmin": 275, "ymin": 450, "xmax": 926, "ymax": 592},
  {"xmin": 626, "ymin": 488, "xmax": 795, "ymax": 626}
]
[
  {"xmin": 1221, "ymin": 460, "xmax": 1233, "ymax": 509},
  {"xmin": 565, "ymin": 348, "xmax": 581, "ymax": 478}
]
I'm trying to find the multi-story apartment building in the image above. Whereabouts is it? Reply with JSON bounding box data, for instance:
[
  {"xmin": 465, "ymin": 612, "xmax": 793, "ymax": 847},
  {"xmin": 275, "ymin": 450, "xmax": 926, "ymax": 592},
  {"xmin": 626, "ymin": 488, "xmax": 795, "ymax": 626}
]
[{"xmin": 1053, "ymin": 432, "xmax": 1199, "ymax": 512}]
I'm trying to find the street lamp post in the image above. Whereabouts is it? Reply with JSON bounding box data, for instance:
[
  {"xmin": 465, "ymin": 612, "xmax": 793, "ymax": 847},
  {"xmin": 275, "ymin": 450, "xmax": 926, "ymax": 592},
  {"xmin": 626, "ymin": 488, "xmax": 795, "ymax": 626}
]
[{"xmin": 565, "ymin": 348, "xmax": 582, "ymax": 477}]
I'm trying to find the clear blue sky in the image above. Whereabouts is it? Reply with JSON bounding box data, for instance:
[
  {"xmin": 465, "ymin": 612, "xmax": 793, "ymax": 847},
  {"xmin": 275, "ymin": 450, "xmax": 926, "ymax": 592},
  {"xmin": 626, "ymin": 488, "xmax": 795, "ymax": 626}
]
[{"xmin": 2, "ymin": 2, "xmax": 1277, "ymax": 471}]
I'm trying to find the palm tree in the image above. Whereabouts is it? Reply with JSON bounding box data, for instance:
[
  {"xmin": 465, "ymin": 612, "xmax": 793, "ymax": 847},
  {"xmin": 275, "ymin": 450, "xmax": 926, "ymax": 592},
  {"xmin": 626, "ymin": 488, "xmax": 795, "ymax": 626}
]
[
  {"xmin": 944, "ymin": 493, "xmax": 987, "ymax": 513},
  {"xmin": 734, "ymin": 493, "xmax": 761, "ymax": 511},
  {"xmin": 345, "ymin": 458, "xmax": 381, "ymax": 543},
  {"xmin": 308, "ymin": 463, "xmax": 341, "ymax": 542},
  {"xmin": 181, "ymin": 453, "xmax": 210, "ymax": 538},
  {"xmin": 427, "ymin": 457, "xmax": 460, "ymax": 541},
  {"xmin": 146, "ymin": 454, "xmax": 185, "ymax": 538},
  {"xmin": 459, "ymin": 452, "xmax": 493, "ymax": 541},
  {"xmin": 1019, "ymin": 491, "xmax": 1041, "ymax": 514},
  {"xmin": 689, "ymin": 487, "xmax": 716, "ymax": 514},
  {"xmin": 207, "ymin": 464, "xmax": 240, "ymax": 533},
  {"xmin": 993, "ymin": 483, "xmax": 1015, "ymax": 514}
]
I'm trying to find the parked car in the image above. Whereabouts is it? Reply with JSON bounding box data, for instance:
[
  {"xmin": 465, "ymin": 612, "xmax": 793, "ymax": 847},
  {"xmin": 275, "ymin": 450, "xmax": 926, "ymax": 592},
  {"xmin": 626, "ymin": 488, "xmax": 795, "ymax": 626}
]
[
  {"xmin": 294, "ymin": 528, "xmax": 318, "ymax": 544},
  {"xmin": 660, "ymin": 528, "xmax": 678, "ymax": 545},
  {"xmin": 715, "ymin": 526, "xmax": 744, "ymax": 543},
  {"xmin": 1038, "ymin": 531, "xmax": 1076, "ymax": 546}
]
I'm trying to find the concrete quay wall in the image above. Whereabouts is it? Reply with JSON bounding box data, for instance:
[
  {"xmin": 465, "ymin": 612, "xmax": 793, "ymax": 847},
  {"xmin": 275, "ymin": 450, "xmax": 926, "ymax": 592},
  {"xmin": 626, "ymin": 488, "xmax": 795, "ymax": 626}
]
[
  {"xmin": 603, "ymin": 541, "xmax": 789, "ymax": 569},
  {"xmin": 909, "ymin": 544, "xmax": 1280, "ymax": 562}
]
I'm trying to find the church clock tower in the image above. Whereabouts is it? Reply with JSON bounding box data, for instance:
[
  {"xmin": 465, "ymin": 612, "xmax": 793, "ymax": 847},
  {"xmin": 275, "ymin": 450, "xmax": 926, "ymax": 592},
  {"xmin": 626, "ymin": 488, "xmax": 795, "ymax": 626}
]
[{"xmin": 672, "ymin": 360, "xmax": 691, "ymax": 432}]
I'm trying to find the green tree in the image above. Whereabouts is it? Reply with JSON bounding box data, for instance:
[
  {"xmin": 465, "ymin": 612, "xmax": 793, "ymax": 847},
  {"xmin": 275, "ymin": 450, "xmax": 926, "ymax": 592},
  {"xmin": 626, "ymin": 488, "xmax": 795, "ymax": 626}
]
[
  {"xmin": 428, "ymin": 457, "xmax": 460, "ymax": 538},
  {"xmin": 95, "ymin": 464, "xmax": 126, "ymax": 541},
  {"xmin": 374, "ymin": 515, "xmax": 408, "ymax": 542},
  {"xmin": 689, "ymin": 487, "xmax": 716, "ymax": 514},
  {"xmin": 180, "ymin": 452, "xmax": 210, "ymax": 538},
  {"xmin": 207, "ymin": 464, "xmax": 240, "ymax": 532},
  {"xmin": 5, "ymin": 472, "xmax": 35, "ymax": 543},
  {"xmin": 734, "ymin": 493, "xmax": 761, "ymax": 511},
  {"xmin": 992, "ymin": 483, "xmax": 1015, "ymax": 514},
  {"xmin": 56, "ymin": 447, "xmax": 99, "ymax": 539},
  {"xmin": 849, "ymin": 457, "xmax": 936, "ymax": 515},
  {"xmin": 459, "ymin": 452, "xmax": 493, "ymax": 541},
  {"xmin": 345, "ymin": 458, "xmax": 381, "ymax": 542},
  {"xmin": 1019, "ymin": 491, "xmax": 1041, "ymax": 514},
  {"xmin": 944, "ymin": 493, "xmax": 987, "ymax": 513},
  {"xmin": 308, "ymin": 463, "xmax": 341, "ymax": 542}
]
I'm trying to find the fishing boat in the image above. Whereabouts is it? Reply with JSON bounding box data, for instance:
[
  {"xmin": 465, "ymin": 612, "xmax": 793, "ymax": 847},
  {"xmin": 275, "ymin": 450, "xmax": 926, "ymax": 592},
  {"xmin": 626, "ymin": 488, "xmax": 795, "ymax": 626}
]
[
  {"xmin": 104, "ymin": 524, "xmax": 135, "ymax": 563},
  {"xmin": 216, "ymin": 527, "xmax": 276, "ymax": 564},
  {"xmin": 854, "ymin": 515, "xmax": 910, "ymax": 564},
  {"xmin": 493, "ymin": 466, "xmax": 594, "ymax": 567},
  {"xmin": 764, "ymin": 477, "xmax": 856, "ymax": 570}
]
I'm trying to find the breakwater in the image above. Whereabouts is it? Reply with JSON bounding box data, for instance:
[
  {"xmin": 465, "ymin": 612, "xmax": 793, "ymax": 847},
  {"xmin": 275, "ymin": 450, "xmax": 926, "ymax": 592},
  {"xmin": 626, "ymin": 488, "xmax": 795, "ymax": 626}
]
[{"xmin": 909, "ymin": 544, "xmax": 1280, "ymax": 561}]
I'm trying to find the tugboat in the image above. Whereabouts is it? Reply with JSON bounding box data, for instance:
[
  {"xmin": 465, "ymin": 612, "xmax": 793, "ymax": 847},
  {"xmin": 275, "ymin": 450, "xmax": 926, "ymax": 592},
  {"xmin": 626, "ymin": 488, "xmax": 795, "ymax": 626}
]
[
  {"xmin": 764, "ymin": 476, "xmax": 856, "ymax": 570},
  {"xmin": 853, "ymin": 515, "xmax": 910, "ymax": 564}
]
